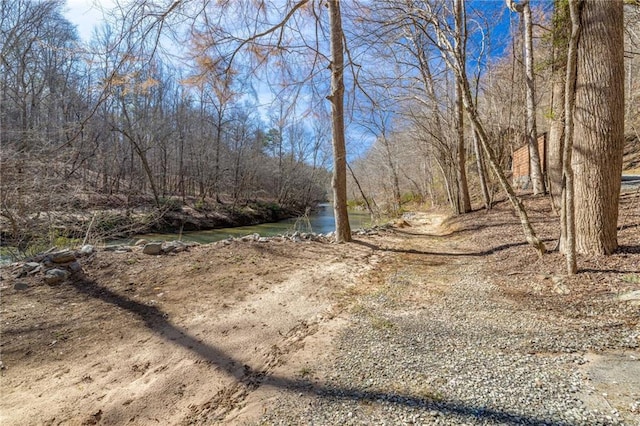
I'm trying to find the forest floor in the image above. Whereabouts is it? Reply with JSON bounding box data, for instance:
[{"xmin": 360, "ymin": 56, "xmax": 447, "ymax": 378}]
[{"xmin": 1, "ymin": 191, "xmax": 639, "ymax": 425}]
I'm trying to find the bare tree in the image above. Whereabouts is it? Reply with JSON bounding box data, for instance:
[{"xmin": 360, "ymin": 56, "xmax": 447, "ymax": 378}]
[
  {"xmin": 547, "ymin": 0, "xmax": 569, "ymax": 212},
  {"xmin": 422, "ymin": 0, "xmax": 546, "ymax": 255},
  {"xmin": 560, "ymin": 0, "xmax": 582, "ymax": 275},
  {"xmin": 453, "ymin": 0, "xmax": 472, "ymax": 213},
  {"xmin": 507, "ymin": 0, "xmax": 546, "ymax": 195}
]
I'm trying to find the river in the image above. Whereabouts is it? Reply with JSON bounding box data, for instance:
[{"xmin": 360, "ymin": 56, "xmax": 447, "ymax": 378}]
[{"xmin": 128, "ymin": 203, "xmax": 372, "ymax": 244}]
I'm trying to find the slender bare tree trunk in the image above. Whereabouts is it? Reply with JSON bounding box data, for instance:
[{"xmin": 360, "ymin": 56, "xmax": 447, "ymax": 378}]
[
  {"xmin": 507, "ymin": 0, "xmax": 546, "ymax": 195},
  {"xmin": 454, "ymin": 0, "xmax": 471, "ymax": 213},
  {"xmin": 548, "ymin": 72, "xmax": 565, "ymax": 211},
  {"xmin": 473, "ymin": 130, "xmax": 492, "ymax": 210},
  {"xmin": 561, "ymin": 0, "xmax": 582, "ymax": 275},
  {"xmin": 522, "ymin": 2, "xmax": 546, "ymax": 195},
  {"xmin": 347, "ymin": 162, "xmax": 376, "ymax": 220},
  {"xmin": 455, "ymin": 80, "xmax": 471, "ymax": 213},
  {"xmin": 547, "ymin": 0, "xmax": 568, "ymax": 213},
  {"xmin": 573, "ymin": 0, "xmax": 624, "ymax": 255},
  {"xmin": 328, "ymin": 0, "xmax": 351, "ymax": 242},
  {"xmin": 426, "ymin": 2, "xmax": 545, "ymax": 256}
]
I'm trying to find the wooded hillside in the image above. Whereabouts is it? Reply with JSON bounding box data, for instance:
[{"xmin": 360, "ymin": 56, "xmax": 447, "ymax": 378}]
[{"xmin": 1, "ymin": 1, "xmax": 638, "ymax": 265}]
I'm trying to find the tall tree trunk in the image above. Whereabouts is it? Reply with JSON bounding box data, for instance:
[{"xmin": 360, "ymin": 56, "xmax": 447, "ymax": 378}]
[
  {"xmin": 454, "ymin": 0, "xmax": 471, "ymax": 213},
  {"xmin": 328, "ymin": 0, "xmax": 351, "ymax": 242},
  {"xmin": 508, "ymin": 0, "xmax": 546, "ymax": 195},
  {"xmin": 561, "ymin": 0, "xmax": 582, "ymax": 275},
  {"xmin": 547, "ymin": 0, "xmax": 569, "ymax": 213},
  {"xmin": 573, "ymin": 0, "xmax": 624, "ymax": 255},
  {"xmin": 522, "ymin": 2, "xmax": 546, "ymax": 195},
  {"xmin": 455, "ymin": 80, "xmax": 471, "ymax": 213},
  {"xmin": 548, "ymin": 71, "xmax": 565, "ymax": 211}
]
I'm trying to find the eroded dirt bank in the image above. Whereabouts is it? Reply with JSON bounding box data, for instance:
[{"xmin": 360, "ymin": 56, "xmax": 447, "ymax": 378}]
[{"xmin": 1, "ymin": 195, "xmax": 638, "ymax": 425}]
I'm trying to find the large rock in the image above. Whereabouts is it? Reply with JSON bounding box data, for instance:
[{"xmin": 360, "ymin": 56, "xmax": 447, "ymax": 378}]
[
  {"xmin": 142, "ymin": 242, "xmax": 163, "ymax": 255},
  {"xmin": 44, "ymin": 268, "xmax": 69, "ymax": 285},
  {"xmin": 49, "ymin": 250, "xmax": 76, "ymax": 263}
]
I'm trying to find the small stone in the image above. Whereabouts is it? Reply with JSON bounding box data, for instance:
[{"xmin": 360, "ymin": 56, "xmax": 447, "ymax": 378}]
[
  {"xmin": 79, "ymin": 245, "xmax": 95, "ymax": 256},
  {"xmin": 134, "ymin": 239, "xmax": 149, "ymax": 246},
  {"xmin": 68, "ymin": 261, "xmax": 83, "ymax": 273},
  {"xmin": 142, "ymin": 242, "xmax": 163, "ymax": 255},
  {"xmin": 14, "ymin": 282, "xmax": 29, "ymax": 291},
  {"xmin": 44, "ymin": 268, "xmax": 69, "ymax": 285},
  {"xmin": 23, "ymin": 262, "xmax": 41, "ymax": 273}
]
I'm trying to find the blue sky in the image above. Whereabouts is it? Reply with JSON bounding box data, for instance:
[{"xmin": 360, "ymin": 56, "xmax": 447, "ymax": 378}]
[{"xmin": 64, "ymin": 0, "xmax": 113, "ymax": 41}]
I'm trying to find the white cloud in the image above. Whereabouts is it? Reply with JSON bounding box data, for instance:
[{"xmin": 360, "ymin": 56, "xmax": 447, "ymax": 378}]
[{"xmin": 63, "ymin": 0, "xmax": 113, "ymax": 42}]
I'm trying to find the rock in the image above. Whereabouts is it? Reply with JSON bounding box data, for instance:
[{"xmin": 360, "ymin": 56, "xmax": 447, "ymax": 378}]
[
  {"xmin": 14, "ymin": 282, "xmax": 29, "ymax": 291},
  {"xmin": 162, "ymin": 244, "xmax": 177, "ymax": 254},
  {"xmin": 394, "ymin": 219, "xmax": 411, "ymax": 228},
  {"xmin": 79, "ymin": 245, "xmax": 95, "ymax": 256},
  {"xmin": 241, "ymin": 233, "xmax": 260, "ymax": 242},
  {"xmin": 104, "ymin": 245, "xmax": 129, "ymax": 252},
  {"xmin": 258, "ymin": 237, "xmax": 270, "ymax": 243},
  {"xmin": 134, "ymin": 239, "xmax": 149, "ymax": 247},
  {"xmin": 143, "ymin": 242, "xmax": 163, "ymax": 255},
  {"xmin": 44, "ymin": 268, "xmax": 69, "ymax": 285},
  {"xmin": 163, "ymin": 241, "xmax": 187, "ymax": 254},
  {"xmin": 49, "ymin": 250, "xmax": 76, "ymax": 263},
  {"xmin": 68, "ymin": 261, "xmax": 83, "ymax": 273},
  {"xmin": 23, "ymin": 262, "xmax": 41, "ymax": 274}
]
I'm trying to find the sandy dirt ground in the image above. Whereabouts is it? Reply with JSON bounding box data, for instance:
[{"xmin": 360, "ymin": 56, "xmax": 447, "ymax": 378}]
[{"xmin": 1, "ymin": 194, "xmax": 639, "ymax": 425}]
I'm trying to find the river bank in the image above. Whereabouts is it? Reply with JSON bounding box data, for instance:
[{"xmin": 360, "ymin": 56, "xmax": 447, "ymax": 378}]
[
  {"xmin": 1, "ymin": 194, "xmax": 638, "ymax": 425},
  {"xmin": 0, "ymin": 197, "xmax": 308, "ymax": 259}
]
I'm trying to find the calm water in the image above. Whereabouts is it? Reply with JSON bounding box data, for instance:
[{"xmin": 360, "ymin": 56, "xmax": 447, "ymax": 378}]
[{"xmin": 128, "ymin": 203, "xmax": 371, "ymax": 244}]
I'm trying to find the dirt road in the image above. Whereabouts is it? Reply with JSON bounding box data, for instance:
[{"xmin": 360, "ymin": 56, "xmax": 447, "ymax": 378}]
[{"xmin": 1, "ymin": 198, "xmax": 638, "ymax": 425}]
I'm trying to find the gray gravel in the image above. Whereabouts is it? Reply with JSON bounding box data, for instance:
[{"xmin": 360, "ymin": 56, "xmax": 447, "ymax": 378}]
[{"xmin": 256, "ymin": 264, "xmax": 639, "ymax": 425}]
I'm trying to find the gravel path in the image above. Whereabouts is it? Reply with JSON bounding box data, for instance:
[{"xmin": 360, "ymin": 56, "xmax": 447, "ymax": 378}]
[{"xmin": 255, "ymin": 214, "xmax": 639, "ymax": 426}]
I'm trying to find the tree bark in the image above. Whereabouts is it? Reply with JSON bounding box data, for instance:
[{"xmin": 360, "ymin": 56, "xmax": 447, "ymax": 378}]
[
  {"xmin": 328, "ymin": 0, "xmax": 351, "ymax": 242},
  {"xmin": 561, "ymin": 0, "xmax": 582, "ymax": 275},
  {"xmin": 573, "ymin": 0, "xmax": 624, "ymax": 255},
  {"xmin": 522, "ymin": 2, "xmax": 546, "ymax": 195},
  {"xmin": 455, "ymin": 79, "xmax": 471, "ymax": 213},
  {"xmin": 454, "ymin": 0, "xmax": 471, "ymax": 213},
  {"xmin": 547, "ymin": 0, "xmax": 569, "ymax": 213},
  {"xmin": 473, "ymin": 129, "xmax": 492, "ymax": 210}
]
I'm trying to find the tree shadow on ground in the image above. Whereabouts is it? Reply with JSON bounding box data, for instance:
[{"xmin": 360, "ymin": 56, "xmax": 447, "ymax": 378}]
[
  {"xmin": 68, "ymin": 277, "xmax": 567, "ymax": 426},
  {"xmin": 351, "ymin": 238, "xmax": 553, "ymax": 257}
]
